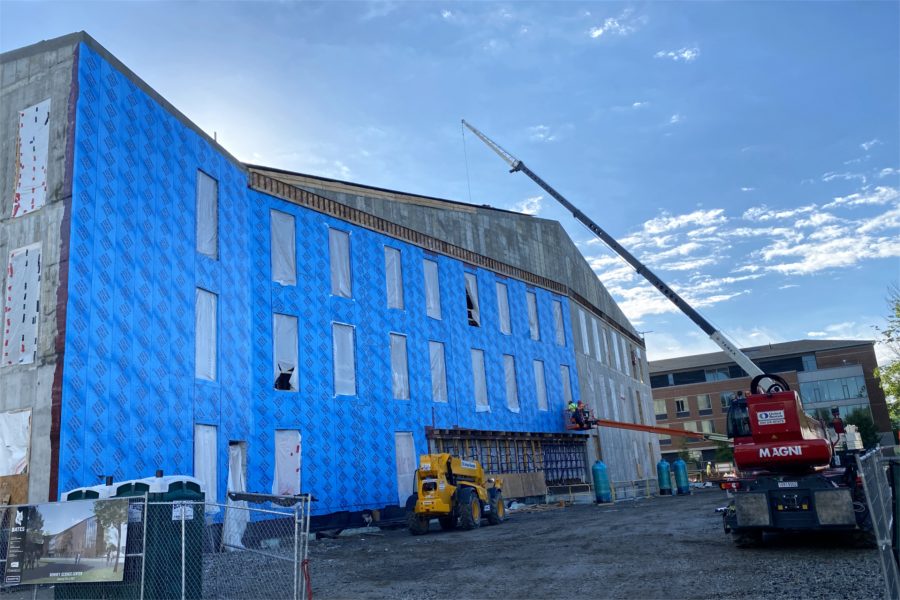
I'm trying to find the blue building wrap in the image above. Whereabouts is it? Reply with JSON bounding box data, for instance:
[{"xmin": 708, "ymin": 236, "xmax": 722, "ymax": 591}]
[{"xmin": 62, "ymin": 43, "xmax": 580, "ymax": 514}]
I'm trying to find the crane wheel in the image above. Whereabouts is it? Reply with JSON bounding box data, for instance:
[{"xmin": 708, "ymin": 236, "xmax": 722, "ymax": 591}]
[
  {"xmin": 457, "ymin": 488, "xmax": 482, "ymax": 530},
  {"xmin": 486, "ymin": 491, "xmax": 505, "ymax": 525},
  {"xmin": 439, "ymin": 516, "xmax": 458, "ymax": 531}
]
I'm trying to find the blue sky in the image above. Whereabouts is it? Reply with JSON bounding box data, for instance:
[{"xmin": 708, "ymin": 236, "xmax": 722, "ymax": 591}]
[{"xmin": 2, "ymin": 1, "xmax": 898, "ymax": 364}]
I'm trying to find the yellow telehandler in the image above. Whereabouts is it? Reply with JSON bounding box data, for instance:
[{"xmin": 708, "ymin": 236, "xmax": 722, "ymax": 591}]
[{"xmin": 404, "ymin": 453, "xmax": 505, "ymax": 535}]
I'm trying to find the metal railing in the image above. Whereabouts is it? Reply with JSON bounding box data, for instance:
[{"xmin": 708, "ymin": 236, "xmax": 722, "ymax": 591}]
[{"xmin": 859, "ymin": 447, "xmax": 900, "ymax": 600}]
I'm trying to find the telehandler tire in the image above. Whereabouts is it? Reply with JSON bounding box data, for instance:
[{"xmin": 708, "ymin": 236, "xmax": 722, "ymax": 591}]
[
  {"xmin": 486, "ymin": 491, "xmax": 505, "ymax": 525},
  {"xmin": 457, "ymin": 488, "xmax": 482, "ymax": 530},
  {"xmin": 407, "ymin": 512, "xmax": 430, "ymax": 535}
]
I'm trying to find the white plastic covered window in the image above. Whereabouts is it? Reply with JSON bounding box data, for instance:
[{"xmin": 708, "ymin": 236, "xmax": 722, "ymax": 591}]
[
  {"xmin": 496, "ymin": 282, "xmax": 511, "ymax": 334},
  {"xmin": 0, "ymin": 409, "xmax": 31, "ymax": 476},
  {"xmin": 385, "ymin": 247, "xmax": 404, "ymax": 309},
  {"xmin": 622, "ymin": 338, "xmax": 632, "ymax": 377},
  {"xmin": 471, "ymin": 349, "xmax": 489, "ymax": 412},
  {"xmin": 270, "ymin": 210, "xmax": 296, "ymax": 286},
  {"xmin": 12, "ymin": 99, "xmax": 51, "ymax": 218},
  {"xmin": 503, "ymin": 355, "xmax": 519, "ymax": 413},
  {"xmin": 591, "ymin": 317, "xmax": 603, "ymax": 363},
  {"xmin": 273, "ymin": 313, "xmax": 298, "ymax": 391},
  {"xmin": 423, "ymin": 259, "xmax": 441, "ymax": 319},
  {"xmin": 272, "ymin": 430, "xmax": 302, "ymax": 496},
  {"xmin": 533, "ymin": 360, "xmax": 548, "ymax": 411},
  {"xmin": 578, "ymin": 308, "xmax": 590, "ymax": 355},
  {"xmin": 329, "ymin": 229, "xmax": 352, "ymax": 298},
  {"xmin": 193, "ymin": 424, "xmax": 217, "ymax": 502},
  {"xmin": 611, "ymin": 330, "xmax": 622, "ymax": 372},
  {"xmin": 395, "ymin": 432, "xmax": 416, "ymax": 504},
  {"xmin": 332, "ymin": 323, "xmax": 356, "ymax": 396},
  {"xmin": 560, "ymin": 365, "xmax": 573, "ymax": 407},
  {"xmin": 196, "ymin": 170, "xmax": 218, "ymax": 259},
  {"xmin": 390, "ymin": 333, "xmax": 410, "ymax": 400},
  {"xmin": 195, "ymin": 289, "xmax": 217, "ymax": 381},
  {"xmin": 465, "ymin": 272, "xmax": 480, "ymax": 327},
  {"xmin": 526, "ymin": 291, "xmax": 540, "ymax": 341},
  {"xmin": 552, "ymin": 300, "xmax": 565, "ymax": 346},
  {"xmin": 601, "ymin": 325, "xmax": 611, "ymax": 365},
  {"xmin": 3, "ymin": 244, "xmax": 41, "ymax": 367},
  {"xmin": 429, "ymin": 341, "xmax": 448, "ymax": 403}
]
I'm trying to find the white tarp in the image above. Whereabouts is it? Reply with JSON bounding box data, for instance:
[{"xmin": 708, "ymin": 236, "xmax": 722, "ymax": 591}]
[
  {"xmin": 272, "ymin": 430, "xmax": 301, "ymax": 496},
  {"xmin": 471, "ymin": 349, "xmax": 489, "ymax": 412},
  {"xmin": 591, "ymin": 317, "xmax": 603, "ymax": 363},
  {"xmin": 560, "ymin": 365, "xmax": 573, "ymax": 406},
  {"xmin": 329, "ymin": 229, "xmax": 352, "ymax": 298},
  {"xmin": 423, "ymin": 259, "xmax": 441, "ymax": 319},
  {"xmin": 223, "ymin": 443, "xmax": 248, "ymax": 550},
  {"xmin": 503, "ymin": 355, "xmax": 519, "ymax": 413},
  {"xmin": 611, "ymin": 330, "xmax": 622, "ymax": 372},
  {"xmin": 496, "ymin": 282, "xmax": 511, "ymax": 334},
  {"xmin": 273, "ymin": 314, "xmax": 298, "ymax": 391},
  {"xmin": 579, "ymin": 308, "xmax": 590, "ymax": 355},
  {"xmin": 193, "ymin": 424, "xmax": 217, "ymax": 504},
  {"xmin": 622, "ymin": 338, "xmax": 632, "ymax": 377},
  {"xmin": 394, "ymin": 432, "xmax": 416, "ymax": 505},
  {"xmin": 552, "ymin": 300, "xmax": 565, "ymax": 346},
  {"xmin": 0, "ymin": 409, "xmax": 31, "ymax": 476},
  {"xmin": 533, "ymin": 360, "xmax": 548, "ymax": 411},
  {"xmin": 332, "ymin": 323, "xmax": 356, "ymax": 396},
  {"xmin": 270, "ymin": 210, "xmax": 296, "ymax": 285},
  {"xmin": 196, "ymin": 171, "xmax": 218, "ymax": 259},
  {"xmin": 609, "ymin": 380, "xmax": 620, "ymax": 421},
  {"xmin": 3, "ymin": 243, "xmax": 41, "ymax": 366},
  {"xmin": 390, "ymin": 333, "xmax": 409, "ymax": 400},
  {"xmin": 526, "ymin": 292, "xmax": 540, "ymax": 340},
  {"xmin": 385, "ymin": 247, "xmax": 403, "ymax": 309},
  {"xmin": 429, "ymin": 341, "xmax": 447, "ymax": 403},
  {"xmin": 194, "ymin": 289, "xmax": 217, "ymax": 381},
  {"xmin": 464, "ymin": 273, "xmax": 480, "ymax": 326},
  {"xmin": 12, "ymin": 99, "xmax": 50, "ymax": 218},
  {"xmin": 601, "ymin": 325, "xmax": 610, "ymax": 365}
]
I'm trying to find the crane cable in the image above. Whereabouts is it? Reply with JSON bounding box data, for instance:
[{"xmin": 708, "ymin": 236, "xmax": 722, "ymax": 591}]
[{"xmin": 460, "ymin": 121, "xmax": 474, "ymax": 205}]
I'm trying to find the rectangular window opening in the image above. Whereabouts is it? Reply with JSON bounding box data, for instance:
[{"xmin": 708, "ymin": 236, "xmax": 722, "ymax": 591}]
[
  {"xmin": 390, "ymin": 333, "xmax": 410, "ymax": 400},
  {"xmin": 332, "ymin": 323, "xmax": 356, "ymax": 396},
  {"xmin": 193, "ymin": 424, "xmax": 217, "ymax": 502},
  {"xmin": 472, "ymin": 349, "xmax": 489, "ymax": 412},
  {"xmin": 429, "ymin": 341, "xmax": 448, "ymax": 403},
  {"xmin": 270, "ymin": 209, "xmax": 297, "ymax": 285},
  {"xmin": 465, "ymin": 273, "xmax": 480, "ymax": 327},
  {"xmin": 503, "ymin": 355, "xmax": 519, "ymax": 413},
  {"xmin": 196, "ymin": 171, "xmax": 218, "ymax": 259},
  {"xmin": 496, "ymin": 282, "xmax": 511, "ymax": 335},
  {"xmin": 329, "ymin": 229, "xmax": 352, "ymax": 298},
  {"xmin": 385, "ymin": 247, "xmax": 404, "ymax": 309},
  {"xmin": 423, "ymin": 259, "xmax": 442, "ymax": 319},
  {"xmin": 534, "ymin": 360, "xmax": 548, "ymax": 411},
  {"xmin": 552, "ymin": 300, "xmax": 565, "ymax": 346},
  {"xmin": 272, "ymin": 430, "xmax": 302, "ymax": 496},
  {"xmin": 526, "ymin": 291, "xmax": 540, "ymax": 341},
  {"xmin": 273, "ymin": 313, "xmax": 298, "ymax": 391},
  {"xmin": 195, "ymin": 288, "xmax": 217, "ymax": 381},
  {"xmin": 560, "ymin": 365, "xmax": 573, "ymax": 407}
]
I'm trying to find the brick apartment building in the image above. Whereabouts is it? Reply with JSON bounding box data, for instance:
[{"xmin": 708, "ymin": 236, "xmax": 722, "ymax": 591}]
[{"xmin": 649, "ymin": 340, "xmax": 891, "ymax": 467}]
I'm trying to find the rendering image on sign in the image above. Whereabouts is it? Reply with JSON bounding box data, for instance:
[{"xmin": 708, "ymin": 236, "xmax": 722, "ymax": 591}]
[{"xmin": 4, "ymin": 498, "xmax": 129, "ymax": 585}]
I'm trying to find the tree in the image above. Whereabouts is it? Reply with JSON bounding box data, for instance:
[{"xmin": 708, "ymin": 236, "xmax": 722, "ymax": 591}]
[
  {"xmin": 845, "ymin": 409, "xmax": 879, "ymax": 450},
  {"xmin": 875, "ymin": 285, "xmax": 900, "ymax": 415},
  {"xmin": 92, "ymin": 499, "xmax": 128, "ymax": 573},
  {"xmin": 714, "ymin": 439, "xmax": 734, "ymax": 463}
]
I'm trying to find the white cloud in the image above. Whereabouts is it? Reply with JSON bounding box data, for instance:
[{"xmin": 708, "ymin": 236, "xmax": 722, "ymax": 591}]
[
  {"xmin": 527, "ymin": 124, "xmax": 556, "ymax": 142},
  {"xmin": 822, "ymin": 171, "xmax": 866, "ymax": 184},
  {"xmin": 588, "ymin": 9, "xmax": 643, "ymax": 38},
  {"xmin": 793, "ymin": 212, "xmax": 840, "ymax": 228},
  {"xmin": 632, "ymin": 101, "xmax": 648, "ymax": 108},
  {"xmin": 861, "ymin": 139, "xmax": 881, "ymax": 151},
  {"xmin": 742, "ymin": 204, "xmax": 816, "ymax": 222},
  {"xmin": 879, "ymin": 167, "xmax": 900, "ymax": 178},
  {"xmin": 778, "ymin": 284, "xmax": 799, "ymax": 290},
  {"xmin": 654, "ymin": 47, "xmax": 700, "ymax": 62},
  {"xmin": 741, "ymin": 187, "xmax": 755, "ymax": 192},
  {"xmin": 669, "ymin": 113, "xmax": 683, "ymax": 125},
  {"xmin": 643, "ymin": 209, "xmax": 725, "ymax": 234},
  {"xmin": 805, "ymin": 321, "xmax": 887, "ymax": 363},
  {"xmin": 513, "ymin": 195, "xmax": 543, "ymax": 215},
  {"xmin": 824, "ymin": 185, "xmax": 899, "ymax": 209},
  {"xmin": 441, "ymin": 9, "xmax": 453, "ymax": 20}
]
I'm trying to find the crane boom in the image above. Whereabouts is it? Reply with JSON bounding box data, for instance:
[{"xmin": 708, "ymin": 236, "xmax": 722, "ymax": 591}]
[{"xmin": 461, "ymin": 119, "xmax": 765, "ymax": 380}]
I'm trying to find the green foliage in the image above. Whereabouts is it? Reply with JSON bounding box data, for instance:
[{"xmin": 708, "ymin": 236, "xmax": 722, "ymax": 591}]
[
  {"xmin": 845, "ymin": 409, "xmax": 879, "ymax": 449},
  {"xmin": 24, "ymin": 507, "xmax": 45, "ymax": 545},
  {"xmin": 876, "ymin": 285, "xmax": 900, "ymax": 426},
  {"xmin": 714, "ymin": 440, "xmax": 734, "ymax": 463},
  {"xmin": 92, "ymin": 499, "xmax": 128, "ymax": 572}
]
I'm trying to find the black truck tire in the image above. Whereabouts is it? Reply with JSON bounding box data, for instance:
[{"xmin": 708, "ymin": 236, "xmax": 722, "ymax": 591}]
[
  {"xmin": 457, "ymin": 487, "xmax": 482, "ymax": 530},
  {"xmin": 486, "ymin": 490, "xmax": 505, "ymax": 525},
  {"xmin": 406, "ymin": 493, "xmax": 430, "ymax": 535}
]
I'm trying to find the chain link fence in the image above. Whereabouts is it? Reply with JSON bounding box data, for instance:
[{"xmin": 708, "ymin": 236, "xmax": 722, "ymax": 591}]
[
  {"xmin": 859, "ymin": 447, "xmax": 899, "ymax": 600},
  {"xmin": 0, "ymin": 495, "xmax": 311, "ymax": 600}
]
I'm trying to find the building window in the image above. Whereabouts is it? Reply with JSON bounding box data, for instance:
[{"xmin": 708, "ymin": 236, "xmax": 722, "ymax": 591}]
[
  {"xmin": 684, "ymin": 421, "xmax": 698, "ymax": 433},
  {"xmin": 601, "ymin": 325, "xmax": 610, "ymax": 365},
  {"xmin": 697, "ymin": 394, "xmax": 712, "ymax": 415},
  {"xmin": 659, "ymin": 432, "xmax": 672, "ymax": 446},
  {"xmin": 654, "ymin": 399, "xmax": 667, "ymax": 419},
  {"xmin": 552, "ymin": 300, "xmax": 565, "ymax": 346},
  {"xmin": 503, "ymin": 355, "xmax": 519, "ymax": 413},
  {"xmin": 701, "ymin": 420, "xmax": 715, "ymax": 434},
  {"xmin": 560, "ymin": 365, "xmax": 573, "ymax": 407},
  {"xmin": 429, "ymin": 341, "xmax": 448, "ymax": 403},
  {"xmin": 195, "ymin": 289, "xmax": 217, "ymax": 381},
  {"xmin": 610, "ymin": 330, "xmax": 622, "ymax": 371},
  {"xmin": 591, "ymin": 317, "xmax": 603, "ymax": 363},
  {"xmin": 496, "ymin": 282, "xmax": 511, "ymax": 335},
  {"xmin": 635, "ymin": 389, "xmax": 644, "ymax": 424},
  {"xmin": 384, "ymin": 247, "xmax": 404, "ymax": 309},
  {"xmin": 423, "ymin": 259, "xmax": 441, "ymax": 319},
  {"xmin": 802, "ymin": 354, "xmax": 818, "ymax": 372},
  {"xmin": 578, "ymin": 308, "xmax": 591, "ymax": 356},
  {"xmin": 720, "ymin": 392, "xmax": 736, "ymax": 410},
  {"xmin": 389, "ymin": 333, "xmax": 410, "ymax": 400},
  {"xmin": 193, "ymin": 424, "xmax": 217, "ymax": 502},
  {"xmin": 465, "ymin": 273, "xmax": 481, "ymax": 327},
  {"xmin": 471, "ymin": 349, "xmax": 489, "ymax": 412},
  {"xmin": 705, "ymin": 367, "xmax": 729, "ymax": 382},
  {"xmin": 674, "ymin": 397, "xmax": 688, "ymax": 416},
  {"xmin": 329, "ymin": 229, "xmax": 352, "ymax": 298},
  {"xmin": 270, "ymin": 209, "xmax": 296, "ymax": 286},
  {"xmin": 534, "ymin": 360, "xmax": 548, "ymax": 411},
  {"xmin": 526, "ymin": 291, "xmax": 540, "ymax": 340},
  {"xmin": 273, "ymin": 313, "xmax": 298, "ymax": 391},
  {"xmin": 196, "ymin": 171, "xmax": 218, "ymax": 259},
  {"xmin": 332, "ymin": 323, "xmax": 356, "ymax": 396},
  {"xmin": 272, "ymin": 430, "xmax": 301, "ymax": 496}
]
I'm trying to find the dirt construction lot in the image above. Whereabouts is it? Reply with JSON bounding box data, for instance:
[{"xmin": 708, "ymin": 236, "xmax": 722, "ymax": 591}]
[{"xmin": 310, "ymin": 489, "xmax": 883, "ymax": 599}]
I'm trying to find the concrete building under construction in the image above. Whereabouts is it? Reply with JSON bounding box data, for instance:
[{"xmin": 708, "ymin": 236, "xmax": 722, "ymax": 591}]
[{"xmin": 0, "ymin": 32, "xmax": 658, "ymax": 512}]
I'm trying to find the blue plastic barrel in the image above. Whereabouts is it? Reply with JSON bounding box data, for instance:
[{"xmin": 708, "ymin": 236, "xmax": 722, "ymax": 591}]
[
  {"xmin": 673, "ymin": 458, "xmax": 690, "ymax": 495},
  {"xmin": 657, "ymin": 459, "xmax": 672, "ymax": 495},
  {"xmin": 592, "ymin": 460, "xmax": 612, "ymax": 503}
]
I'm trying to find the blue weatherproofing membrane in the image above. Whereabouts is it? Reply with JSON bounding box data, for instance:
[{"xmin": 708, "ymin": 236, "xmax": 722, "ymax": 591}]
[{"xmin": 62, "ymin": 43, "xmax": 580, "ymax": 514}]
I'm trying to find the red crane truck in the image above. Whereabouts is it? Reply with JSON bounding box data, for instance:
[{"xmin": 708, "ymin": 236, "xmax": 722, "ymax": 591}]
[{"xmin": 462, "ymin": 120, "xmax": 875, "ymax": 547}]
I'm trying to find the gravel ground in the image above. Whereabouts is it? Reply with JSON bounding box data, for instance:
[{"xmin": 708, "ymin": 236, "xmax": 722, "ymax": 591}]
[{"xmin": 307, "ymin": 489, "xmax": 883, "ymax": 600}]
